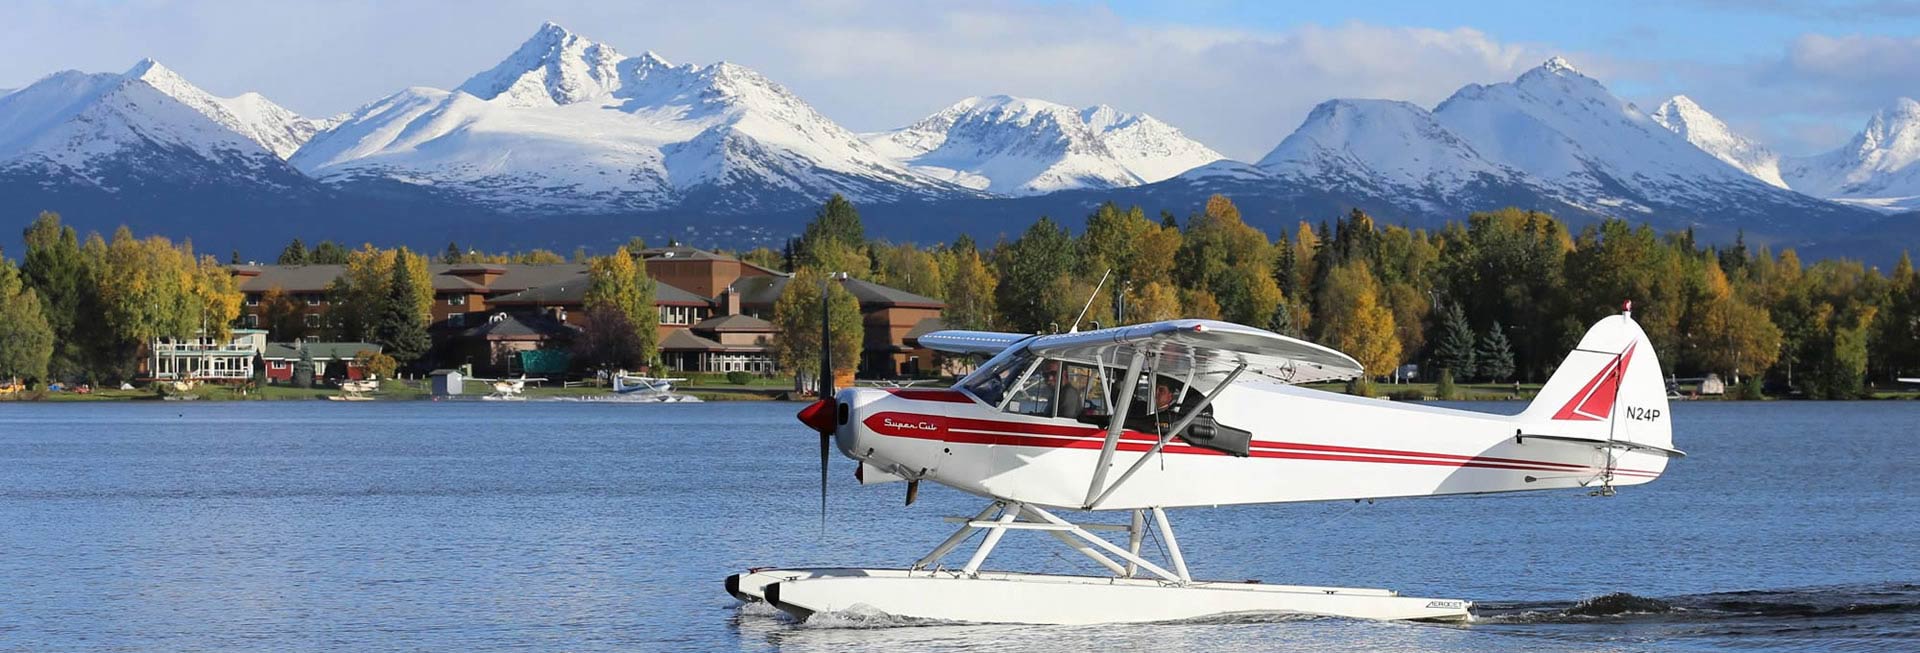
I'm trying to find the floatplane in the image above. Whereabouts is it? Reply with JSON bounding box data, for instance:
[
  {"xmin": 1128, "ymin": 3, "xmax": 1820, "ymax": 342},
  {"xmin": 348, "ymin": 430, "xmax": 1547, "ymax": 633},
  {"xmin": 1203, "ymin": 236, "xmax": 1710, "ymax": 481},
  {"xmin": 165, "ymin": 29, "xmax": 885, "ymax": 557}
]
[
  {"xmin": 327, "ymin": 379, "xmax": 378, "ymax": 401},
  {"xmin": 468, "ymin": 375, "xmax": 544, "ymax": 401},
  {"xmin": 727, "ymin": 299, "xmax": 1682, "ymax": 625},
  {"xmin": 610, "ymin": 373, "xmax": 701, "ymax": 402}
]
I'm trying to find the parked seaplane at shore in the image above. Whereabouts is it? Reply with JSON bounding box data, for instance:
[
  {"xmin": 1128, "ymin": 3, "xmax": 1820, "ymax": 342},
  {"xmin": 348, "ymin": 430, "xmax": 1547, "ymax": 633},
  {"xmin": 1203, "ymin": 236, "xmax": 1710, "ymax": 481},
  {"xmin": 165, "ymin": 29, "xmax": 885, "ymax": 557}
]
[
  {"xmin": 609, "ymin": 373, "xmax": 701, "ymax": 402},
  {"xmin": 728, "ymin": 299, "xmax": 1681, "ymax": 625},
  {"xmin": 467, "ymin": 375, "xmax": 544, "ymax": 401}
]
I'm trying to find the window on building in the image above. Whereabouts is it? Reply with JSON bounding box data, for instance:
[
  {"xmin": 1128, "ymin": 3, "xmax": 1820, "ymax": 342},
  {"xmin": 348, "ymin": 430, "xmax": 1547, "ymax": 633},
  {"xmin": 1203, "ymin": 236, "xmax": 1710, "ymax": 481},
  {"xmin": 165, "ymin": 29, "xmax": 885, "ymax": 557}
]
[
  {"xmin": 245, "ymin": 294, "xmax": 260, "ymax": 306},
  {"xmin": 447, "ymin": 294, "xmax": 467, "ymax": 306},
  {"xmin": 659, "ymin": 305, "xmax": 697, "ymax": 325},
  {"xmin": 304, "ymin": 314, "xmax": 320, "ymax": 327},
  {"xmin": 448, "ymin": 313, "xmax": 466, "ymax": 328},
  {"xmin": 243, "ymin": 314, "xmax": 259, "ymax": 328},
  {"xmin": 305, "ymin": 294, "xmax": 322, "ymax": 306}
]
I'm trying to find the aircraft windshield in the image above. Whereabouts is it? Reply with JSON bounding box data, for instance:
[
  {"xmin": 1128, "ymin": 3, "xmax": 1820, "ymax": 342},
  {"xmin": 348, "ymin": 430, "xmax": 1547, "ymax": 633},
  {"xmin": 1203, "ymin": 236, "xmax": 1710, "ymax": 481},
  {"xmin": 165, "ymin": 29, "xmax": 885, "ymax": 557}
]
[
  {"xmin": 961, "ymin": 351, "xmax": 1115, "ymax": 420},
  {"xmin": 958, "ymin": 350, "xmax": 1036, "ymax": 407}
]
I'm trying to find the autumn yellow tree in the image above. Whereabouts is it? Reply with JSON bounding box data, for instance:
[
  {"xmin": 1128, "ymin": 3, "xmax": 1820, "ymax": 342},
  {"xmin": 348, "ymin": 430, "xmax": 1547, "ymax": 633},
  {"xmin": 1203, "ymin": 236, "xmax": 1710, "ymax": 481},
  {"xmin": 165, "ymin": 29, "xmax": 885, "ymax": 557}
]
[
  {"xmin": 1127, "ymin": 281, "xmax": 1181, "ymax": 323},
  {"xmin": 772, "ymin": 268, "xmax": 863, "ymax": 391},
  {"xmin": 584, "ymin": 246, "xmax": 661, "ymax": 363},
  {"xmin": 873, "ymin": 242, "xmax": 945, "ymax": 299},
  {"xmin": 1316, "ymin": 261, "xmax": 1402, "ymax": 377},
  {"xmin": 941, "ymin": 245, "xmax": 996, "ymax": 331},
  {"xmin": 330, "ymin": 245, "xmax": 430, "ymax": 341},
  {"xmin": 1174, "ymin": 196, "xmax": 1280, "ymax": 325}
]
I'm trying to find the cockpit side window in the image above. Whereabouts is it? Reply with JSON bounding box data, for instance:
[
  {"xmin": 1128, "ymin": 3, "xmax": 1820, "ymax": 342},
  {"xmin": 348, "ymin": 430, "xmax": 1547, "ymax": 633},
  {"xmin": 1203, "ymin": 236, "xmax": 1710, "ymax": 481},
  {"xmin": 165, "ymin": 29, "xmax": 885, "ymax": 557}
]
[{"xmin": 1004, "ymin": 359, "xmax": 1059, "ymax": 417}]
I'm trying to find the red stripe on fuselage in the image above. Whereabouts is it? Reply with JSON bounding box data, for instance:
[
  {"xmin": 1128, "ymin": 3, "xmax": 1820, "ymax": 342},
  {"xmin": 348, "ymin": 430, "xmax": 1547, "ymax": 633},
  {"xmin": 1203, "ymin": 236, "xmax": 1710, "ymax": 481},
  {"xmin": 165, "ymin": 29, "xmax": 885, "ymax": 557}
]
[{"xmin": 860, "ymin": 411, "xmax": 1659, "ymax": 478}]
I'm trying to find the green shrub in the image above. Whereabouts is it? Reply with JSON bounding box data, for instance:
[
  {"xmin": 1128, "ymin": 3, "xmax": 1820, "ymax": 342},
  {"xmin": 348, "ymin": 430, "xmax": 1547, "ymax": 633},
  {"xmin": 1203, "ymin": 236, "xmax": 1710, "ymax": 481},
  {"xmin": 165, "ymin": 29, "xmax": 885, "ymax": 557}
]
[
  {"xmin": 1435, "ymin": 368, "xmax": 1459, "ymax": 400},
  {"xmin": 1388, "ymin": 389, "xmax": 1426, "ymax": 401},
  {"xmin": 725, "ymin": 371, "xmax": 753, "ymax": 385},
  {"xmin": 1738, "ymin": 376, "xmax": 1766, "ymax": 400},
  {"xmin": 1345, "ymin": 377, "xmax": 1375, "ymax": 397}
]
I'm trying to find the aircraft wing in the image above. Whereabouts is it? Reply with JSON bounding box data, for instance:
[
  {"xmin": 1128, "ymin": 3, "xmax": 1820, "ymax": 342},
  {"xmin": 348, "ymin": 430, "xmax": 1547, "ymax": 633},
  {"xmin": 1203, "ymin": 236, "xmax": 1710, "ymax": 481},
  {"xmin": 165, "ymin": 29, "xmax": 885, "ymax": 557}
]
[
  {"xmin": 1025, "ymin": 319, "xmax": 1363, "ymax": 384},
  {"xmin": 916, "ymin": 330, "xmax": 1034, "ymax": 356}
]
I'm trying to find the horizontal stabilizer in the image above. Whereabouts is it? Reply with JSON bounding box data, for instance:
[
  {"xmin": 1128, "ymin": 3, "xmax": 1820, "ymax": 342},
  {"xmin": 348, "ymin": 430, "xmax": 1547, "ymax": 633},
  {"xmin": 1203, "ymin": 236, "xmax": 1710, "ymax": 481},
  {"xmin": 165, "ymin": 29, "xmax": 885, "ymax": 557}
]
[{"xmin": 1515, "ymin": 432, "xmax": 1687, "ymax": 458}]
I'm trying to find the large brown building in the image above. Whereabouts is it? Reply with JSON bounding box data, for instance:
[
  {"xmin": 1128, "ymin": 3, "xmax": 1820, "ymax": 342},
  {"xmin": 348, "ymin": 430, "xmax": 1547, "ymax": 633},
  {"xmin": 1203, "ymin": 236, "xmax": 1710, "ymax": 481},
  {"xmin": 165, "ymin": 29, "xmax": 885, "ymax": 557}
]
[{"xmin": 228, "ymin": 247, "xmax": 945, "ymax": 377}]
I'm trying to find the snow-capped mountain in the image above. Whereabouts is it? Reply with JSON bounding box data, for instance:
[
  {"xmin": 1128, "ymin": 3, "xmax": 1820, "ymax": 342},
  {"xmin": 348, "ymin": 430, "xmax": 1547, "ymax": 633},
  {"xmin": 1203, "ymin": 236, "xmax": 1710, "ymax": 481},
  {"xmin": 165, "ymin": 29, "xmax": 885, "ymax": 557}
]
[
  {"xmin": 294, "ymin": 22, "xmax": 975, "ymax": 213},
  {"xmin": 865, "ymin": 95, "xmax": 1223, "ymax": 195},
  {"xmin": 1781, "ymin": 98, "xmax": 1920, "ymax": 212},
  {"xmin": 1151, "ymin": 57, "xmax": 1867, "ymax": 237},
  {"xmin": 1254, "ymin": 98, "xmax": 1538, "ymax": 214},
  {"xmin": 1652, "ymin": 95, "xmax": 1786, "ymax": 188},
  {"xmin": 0, "ymin": 59, "xmax": 314, "ymax": 188}
]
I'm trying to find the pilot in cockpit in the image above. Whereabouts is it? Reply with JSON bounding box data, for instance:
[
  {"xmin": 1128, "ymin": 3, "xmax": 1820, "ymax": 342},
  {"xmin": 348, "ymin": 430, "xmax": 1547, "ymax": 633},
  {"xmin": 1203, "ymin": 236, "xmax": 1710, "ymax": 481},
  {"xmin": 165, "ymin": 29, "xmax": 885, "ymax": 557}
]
[{"xmin": 1082, "ymin": 374, "xmax": 1253, "ymax": 457}]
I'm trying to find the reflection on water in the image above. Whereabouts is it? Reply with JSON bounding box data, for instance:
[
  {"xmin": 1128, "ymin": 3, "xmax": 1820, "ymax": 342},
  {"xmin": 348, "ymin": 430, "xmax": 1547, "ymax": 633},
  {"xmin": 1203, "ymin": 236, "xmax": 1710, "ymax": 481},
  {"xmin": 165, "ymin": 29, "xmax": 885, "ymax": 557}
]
[{"xmin": 0, "ymin": 400, "xmax": 1915, "ymax": 652}]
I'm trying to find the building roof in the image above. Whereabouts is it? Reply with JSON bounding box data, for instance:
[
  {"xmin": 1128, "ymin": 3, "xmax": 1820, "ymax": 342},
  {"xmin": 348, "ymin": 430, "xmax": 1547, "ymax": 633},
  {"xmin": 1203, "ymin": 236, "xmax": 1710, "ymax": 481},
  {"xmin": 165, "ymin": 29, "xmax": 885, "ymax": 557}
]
[
  {"xmin": 460, "ymin": 312, "xmax": 578, "ymax": 341},
  {"xmin": 732, "ymin": 275, "xmax": 946, "ymax": 310},
  {"xmin": 660, "ymin": 329, "xmax": 769, "ymax": 353},
  {"xmin": 485, "ymin": 274, "xmax": 589, "ymax": 305},
  {"xmin": 486, "ymin": 274, "xmax": 714, "ymax": 307},
  {"xmin": 638, "ymin": 245, "xmax": 729, "ymax": 261},
  {"xmin": 262, "ymin": 342, "xmax": 383, "ymax": 360},
  {"xmin": 692, "ymin": 313, "xmax": 774, "ymax": 332},
  {"xmin": 904, "ymin": 316, "xmax": 949, "ymax": 344},
  {"xmin": 840, "ymin": 277, "xmax": 945, "ymax": 309}
]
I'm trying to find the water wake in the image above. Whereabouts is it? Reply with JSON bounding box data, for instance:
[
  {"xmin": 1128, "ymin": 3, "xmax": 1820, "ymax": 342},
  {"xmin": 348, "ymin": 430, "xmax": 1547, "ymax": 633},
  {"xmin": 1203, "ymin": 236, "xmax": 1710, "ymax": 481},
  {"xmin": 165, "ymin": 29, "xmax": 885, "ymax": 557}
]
[{"xmin": 1474, "ymin": 582, "xmax": 1920, "ymax": 625}]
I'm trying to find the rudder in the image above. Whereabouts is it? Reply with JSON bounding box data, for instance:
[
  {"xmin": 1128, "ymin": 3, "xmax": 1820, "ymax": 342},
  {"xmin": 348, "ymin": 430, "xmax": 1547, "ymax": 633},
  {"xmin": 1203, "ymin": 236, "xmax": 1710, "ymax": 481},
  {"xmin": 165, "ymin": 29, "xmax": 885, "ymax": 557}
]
[{"xmin": 1519, "ymin": 306, "xmax": 1674, "ymax": 455}]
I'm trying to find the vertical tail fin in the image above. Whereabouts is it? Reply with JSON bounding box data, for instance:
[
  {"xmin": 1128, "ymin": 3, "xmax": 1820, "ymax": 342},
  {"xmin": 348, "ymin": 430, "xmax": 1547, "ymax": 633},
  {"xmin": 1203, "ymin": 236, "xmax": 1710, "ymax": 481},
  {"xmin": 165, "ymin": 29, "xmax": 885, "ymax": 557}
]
[{"xmin": 1520, "ymin": 306, "xmax": 1674, "ymax": 457}]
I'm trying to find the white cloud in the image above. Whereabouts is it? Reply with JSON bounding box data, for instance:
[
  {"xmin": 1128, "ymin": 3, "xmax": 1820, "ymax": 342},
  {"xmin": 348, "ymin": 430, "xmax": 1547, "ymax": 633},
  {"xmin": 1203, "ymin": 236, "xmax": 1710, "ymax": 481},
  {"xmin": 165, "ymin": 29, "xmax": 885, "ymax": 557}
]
[{"xmin": 0, "ymin": 0, "xmax": 1557, "ymax": 161}]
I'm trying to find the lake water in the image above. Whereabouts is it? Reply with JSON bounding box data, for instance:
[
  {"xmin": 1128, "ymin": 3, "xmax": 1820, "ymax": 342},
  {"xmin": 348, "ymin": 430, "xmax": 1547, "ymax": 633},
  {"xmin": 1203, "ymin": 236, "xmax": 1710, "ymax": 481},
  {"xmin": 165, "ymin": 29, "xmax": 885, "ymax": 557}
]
[{"xmin": 0, "ymin": 399, "xmax": 1914, "ymax": 652}]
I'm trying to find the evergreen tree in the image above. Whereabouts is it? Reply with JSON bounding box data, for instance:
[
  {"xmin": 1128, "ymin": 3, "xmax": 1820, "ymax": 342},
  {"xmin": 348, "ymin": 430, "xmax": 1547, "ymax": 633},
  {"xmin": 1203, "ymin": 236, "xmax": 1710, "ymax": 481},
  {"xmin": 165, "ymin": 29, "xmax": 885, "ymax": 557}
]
[
  {"xmin": 1266, "ymin": 300, "xmax": 1299, "ymax": 338},
  {"xmin": 994, "ymin": 217, "xmax": 1077, "ymax": 333},
  {"xmin": 1476, "ymin": 322, "xmax": 1515, "ymax": 382},
  {"xmin": 293, "ymin": 345, "xmax": 315, "ymax": 388},
  {"xmin": 311, "ymin": 240, "xmax": 349, "ymax": 265},
  {"xmin": 1432, "ymin": 302, "xmax": 1477, "ymax": 379},
  {"xmin": 442, "ymin": 242, "xmax": 462, "ymax": 264},
  {"xmin": 796, "ymin": 194, "xmax": 866, "ymax": 267},
  {"xmin": 374, "ymin": 252, "xmax": 431, "ymax": 363},
  {"xmin": 20, "ymin": 212, "xmax": 92, "ymax": 380},
  {"xmin": 277, "ymin": 238, "xmax": 310, "ymax": 265},
  {"xmin": 230, "ymin": 249, "xmax": 241, "ymax": 265}
]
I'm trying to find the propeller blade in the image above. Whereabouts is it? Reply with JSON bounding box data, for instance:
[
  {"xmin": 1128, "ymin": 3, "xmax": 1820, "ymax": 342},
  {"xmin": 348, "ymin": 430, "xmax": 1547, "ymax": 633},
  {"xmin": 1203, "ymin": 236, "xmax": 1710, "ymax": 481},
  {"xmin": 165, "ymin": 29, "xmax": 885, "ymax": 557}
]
[
  {"xmin": 819, "ymin": 275, "xmax": 833, "ymax": 399},
  {"xmin": 819, "ymin": 431, "xmax": 830, "ymax": 529},
  {"xmin": 816, "ymin": 274, "xmax": 835, "ymax": 529},
  {"xmin": 905, "ymin": 479, "xmax": 919, "ymax": 506}
]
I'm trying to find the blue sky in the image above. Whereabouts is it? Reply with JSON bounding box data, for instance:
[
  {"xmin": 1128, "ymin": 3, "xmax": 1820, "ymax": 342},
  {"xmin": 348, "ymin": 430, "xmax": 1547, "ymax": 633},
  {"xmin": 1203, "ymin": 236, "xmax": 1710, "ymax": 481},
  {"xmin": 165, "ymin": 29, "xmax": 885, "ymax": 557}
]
[{"xmin": 5, "ymin": 0, "xmax": 1919, "ymax": 159}]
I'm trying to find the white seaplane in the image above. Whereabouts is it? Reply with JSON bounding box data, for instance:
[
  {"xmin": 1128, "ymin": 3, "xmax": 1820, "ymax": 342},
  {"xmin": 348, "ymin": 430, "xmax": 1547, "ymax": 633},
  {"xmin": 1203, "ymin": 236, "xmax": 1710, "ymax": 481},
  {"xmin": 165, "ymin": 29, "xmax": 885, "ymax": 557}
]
[
  {"xmin": 610, "ymin": 373, "xmax": 701, "ymax": 402},
  {"xmin": 469, "ymin": 375, "xmax": 544, "ymax": 401},
  {"xmin": 327, "ymin": 379, "xmax": 379, "ymax": 401},
  {"xmin": 728, "ymin": 300, "xmax": 1681, "ymax": 625}
]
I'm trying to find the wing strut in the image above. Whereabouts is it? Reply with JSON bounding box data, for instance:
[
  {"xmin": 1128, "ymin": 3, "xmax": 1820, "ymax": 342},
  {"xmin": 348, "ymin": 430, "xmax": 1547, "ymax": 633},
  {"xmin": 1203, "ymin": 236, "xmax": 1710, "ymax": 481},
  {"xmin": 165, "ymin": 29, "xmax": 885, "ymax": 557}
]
[
  {"xmin": 1083, "ymin": 351, "xmax": 1147, "ymax": 507},
  {"xmin": 1085, "ymin": 363, "xmax": 1247, "ymax": 510}
]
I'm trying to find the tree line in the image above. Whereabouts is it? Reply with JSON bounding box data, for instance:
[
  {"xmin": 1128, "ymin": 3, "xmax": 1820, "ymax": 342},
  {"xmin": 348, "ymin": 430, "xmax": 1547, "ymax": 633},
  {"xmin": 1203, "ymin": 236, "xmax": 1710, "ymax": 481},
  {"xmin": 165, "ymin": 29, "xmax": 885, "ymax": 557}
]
[
  {"xmin": 763, "ymin": 194, "xmax": 1919, "ymax": 398},
  {"xmin": 4, "ymin": 195, "xmax": 1917, "ymax": 398}
]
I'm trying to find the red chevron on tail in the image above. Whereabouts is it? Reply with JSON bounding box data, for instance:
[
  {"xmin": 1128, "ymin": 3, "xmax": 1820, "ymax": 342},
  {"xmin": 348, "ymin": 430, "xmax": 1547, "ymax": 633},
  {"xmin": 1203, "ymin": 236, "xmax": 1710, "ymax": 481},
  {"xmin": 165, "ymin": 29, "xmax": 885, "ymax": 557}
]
[{"xmin": 1551, "ymin": 342, "xmax": 1637, "ymax": 421}]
